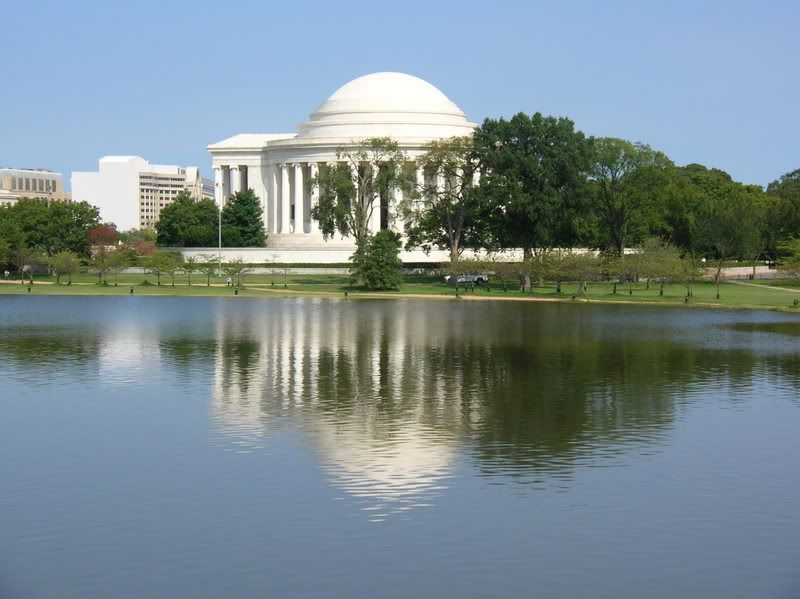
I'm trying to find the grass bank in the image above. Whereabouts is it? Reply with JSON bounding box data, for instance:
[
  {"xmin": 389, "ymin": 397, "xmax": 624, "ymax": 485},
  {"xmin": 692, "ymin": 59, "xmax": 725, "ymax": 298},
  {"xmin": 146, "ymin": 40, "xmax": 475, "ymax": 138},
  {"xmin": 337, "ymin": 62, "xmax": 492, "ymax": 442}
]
[{"xmin": 2, "ymin": 274, "xmax": 800, "ymax": 312}]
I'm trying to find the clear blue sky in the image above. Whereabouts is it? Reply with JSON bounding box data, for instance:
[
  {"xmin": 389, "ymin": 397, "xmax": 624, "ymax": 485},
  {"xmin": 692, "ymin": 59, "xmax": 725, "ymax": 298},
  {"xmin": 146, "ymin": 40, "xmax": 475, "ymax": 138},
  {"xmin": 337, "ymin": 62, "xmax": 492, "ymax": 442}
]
[{"xmin": 2, "ymin": 0, "xmax": 797, "ymax": 189}]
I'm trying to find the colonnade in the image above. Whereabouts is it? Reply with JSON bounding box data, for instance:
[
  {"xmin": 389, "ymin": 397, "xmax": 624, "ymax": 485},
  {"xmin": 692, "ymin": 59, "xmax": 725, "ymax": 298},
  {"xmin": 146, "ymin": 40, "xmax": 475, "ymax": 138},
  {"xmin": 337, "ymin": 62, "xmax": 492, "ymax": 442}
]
[{"xmin": 213, "ymin": 161, "xmax": 427, "ymax": 237}]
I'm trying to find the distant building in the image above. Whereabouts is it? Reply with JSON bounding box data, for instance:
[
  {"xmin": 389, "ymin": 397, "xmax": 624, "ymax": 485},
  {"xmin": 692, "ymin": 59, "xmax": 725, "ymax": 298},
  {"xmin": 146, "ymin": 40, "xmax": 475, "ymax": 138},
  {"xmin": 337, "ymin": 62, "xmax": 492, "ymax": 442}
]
[
  {"xmin": 71, "ymin": 156, "xmax": 214, "ymax": 231},
  {"xmin": 0, "ymin": 168, "xmax": 70, "ymax": 205}
]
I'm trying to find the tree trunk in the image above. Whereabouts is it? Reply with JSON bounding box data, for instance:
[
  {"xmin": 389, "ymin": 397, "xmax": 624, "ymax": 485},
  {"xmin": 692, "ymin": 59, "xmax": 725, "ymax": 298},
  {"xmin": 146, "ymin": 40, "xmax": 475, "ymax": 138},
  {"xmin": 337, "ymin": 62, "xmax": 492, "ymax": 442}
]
[{"xmin": 522, "ymin": 247, "xmax": 532, "ymax": 292}]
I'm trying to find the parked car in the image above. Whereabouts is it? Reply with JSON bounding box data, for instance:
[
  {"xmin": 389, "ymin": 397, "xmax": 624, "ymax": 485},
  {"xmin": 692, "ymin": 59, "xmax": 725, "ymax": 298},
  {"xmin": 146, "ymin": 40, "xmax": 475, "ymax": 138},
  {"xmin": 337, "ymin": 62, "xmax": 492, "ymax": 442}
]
[{"xmin": 444, "ymin": 273, "xmax": 490, "ymax": 286}]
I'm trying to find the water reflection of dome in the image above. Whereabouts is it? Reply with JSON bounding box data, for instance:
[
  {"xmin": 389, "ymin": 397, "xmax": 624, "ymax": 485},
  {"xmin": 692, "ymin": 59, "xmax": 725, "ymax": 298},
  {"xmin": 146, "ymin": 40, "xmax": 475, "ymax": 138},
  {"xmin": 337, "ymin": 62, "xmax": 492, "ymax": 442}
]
[
  {"xmin": 99, "ymin": 323, "xmax": 161, "ymax": 385},
  {"xmin": 308, "ymin": 415, "xmax": 455, "ymax": 519}
]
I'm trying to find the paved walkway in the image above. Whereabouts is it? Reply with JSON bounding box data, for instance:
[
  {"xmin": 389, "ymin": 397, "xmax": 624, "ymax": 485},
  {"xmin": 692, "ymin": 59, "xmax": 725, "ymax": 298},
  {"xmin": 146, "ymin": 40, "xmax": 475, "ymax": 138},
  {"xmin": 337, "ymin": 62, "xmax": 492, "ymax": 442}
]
[{"xmin": 731, "ymin": 281, "xmax": 799, "ymax": 293}]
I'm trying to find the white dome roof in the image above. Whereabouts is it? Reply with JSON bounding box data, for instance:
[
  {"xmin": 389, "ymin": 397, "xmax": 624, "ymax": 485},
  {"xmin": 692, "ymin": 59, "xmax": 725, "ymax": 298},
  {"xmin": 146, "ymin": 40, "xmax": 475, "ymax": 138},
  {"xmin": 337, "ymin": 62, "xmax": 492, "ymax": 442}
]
[{"xmin": 297, "ymin": 72, "xmax": 475, "ymax": 140}]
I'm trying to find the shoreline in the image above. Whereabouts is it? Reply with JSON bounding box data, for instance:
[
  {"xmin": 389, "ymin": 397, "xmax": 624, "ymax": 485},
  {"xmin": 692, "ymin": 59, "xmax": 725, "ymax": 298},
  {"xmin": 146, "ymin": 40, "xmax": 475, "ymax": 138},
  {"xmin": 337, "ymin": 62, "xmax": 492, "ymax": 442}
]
[{"xmin": 2, "ymin": 280, "xmax": 799, "ymax": 314}]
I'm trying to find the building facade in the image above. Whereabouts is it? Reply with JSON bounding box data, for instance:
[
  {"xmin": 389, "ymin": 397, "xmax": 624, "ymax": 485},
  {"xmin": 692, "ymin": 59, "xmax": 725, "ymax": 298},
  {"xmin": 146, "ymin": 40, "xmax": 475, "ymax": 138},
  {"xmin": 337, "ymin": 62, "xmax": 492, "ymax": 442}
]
[
  {"xmin": 72, "ymin": 156, "xmax": 213, "ymax": 231},
  {"xmin": 0, "ymin": 168, "xmax": 70, "ymax": 205},
  {"xmin": 207, "ymin": 72, "xmax": 476, "ymax": 252}
]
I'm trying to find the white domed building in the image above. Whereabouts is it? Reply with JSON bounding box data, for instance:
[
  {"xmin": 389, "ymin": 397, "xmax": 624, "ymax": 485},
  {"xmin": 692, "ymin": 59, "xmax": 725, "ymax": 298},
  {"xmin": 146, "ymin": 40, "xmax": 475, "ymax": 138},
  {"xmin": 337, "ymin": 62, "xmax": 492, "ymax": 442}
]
[{"xmin": 207, "ymin": 72, "xmax": 475, "ymax": 261}]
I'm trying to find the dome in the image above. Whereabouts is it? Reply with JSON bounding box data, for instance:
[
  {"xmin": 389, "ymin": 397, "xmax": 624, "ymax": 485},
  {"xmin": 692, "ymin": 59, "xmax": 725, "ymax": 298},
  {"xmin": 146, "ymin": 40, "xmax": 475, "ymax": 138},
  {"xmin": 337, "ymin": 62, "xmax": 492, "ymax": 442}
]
[{"xmin": 297, "ymin": 72, "xmax": 475, "ymax": 140}]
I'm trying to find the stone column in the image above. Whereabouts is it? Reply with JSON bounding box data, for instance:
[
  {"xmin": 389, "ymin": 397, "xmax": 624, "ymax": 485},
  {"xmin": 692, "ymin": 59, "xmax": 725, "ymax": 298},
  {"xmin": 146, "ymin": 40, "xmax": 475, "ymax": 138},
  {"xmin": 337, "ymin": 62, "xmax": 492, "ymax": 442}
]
[
  {"xmin": 309, "ymin": 162, "xmax": 320, "ymax": 234},
  {"xmin": 248, "ymin": 165, "xmax": 267, "ymax": 231},
  {"xmin": 230, "ymin": 166, "xmax": 242, "ymax": 194},
  {"xmin": 213, "ymin": 166, "xmax": 224, "ymax": 208},
  {"xmin": 370, "ymin": 163, "xmax": 381, "ymax": 232},
  {"xmin": 280, "ymin": 164, "xmax": 291, "ymax": 234},
  {"xmin": 349, "ymin": 162, "xmax": 361, "ymax": 237},
  {"xmin": 393, "ymin": 185, "xmax": 405, "ymax": 235},
  {"xmin": 436, "ymin": 170, "xmax": 445, "ymax": 196},
  {"xmin": 416, "ymin": 164, "xmax": 425, "ymax": 231},
  {"xmin": 293, "ymin": 163, "xmax": 304, "ymax": 234},
  {"xmin": 269, "ymin": 165, "xmax": 279, "ymax": 233},
  {"xmin": 221, "ymin": 165, "xmax": 230, "ymax": 205}
]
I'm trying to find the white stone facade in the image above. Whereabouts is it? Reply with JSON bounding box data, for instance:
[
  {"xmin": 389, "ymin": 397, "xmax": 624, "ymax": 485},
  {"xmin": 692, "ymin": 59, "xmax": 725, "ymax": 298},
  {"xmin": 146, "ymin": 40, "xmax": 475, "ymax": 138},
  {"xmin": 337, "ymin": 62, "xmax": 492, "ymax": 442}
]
[
  {"xmin": 208, "ymin": 72, "xmax": 476, "ymax": 252},
  {"xmin": 72, "ymin": 156, "xmax": 213, "ymax": 231}
]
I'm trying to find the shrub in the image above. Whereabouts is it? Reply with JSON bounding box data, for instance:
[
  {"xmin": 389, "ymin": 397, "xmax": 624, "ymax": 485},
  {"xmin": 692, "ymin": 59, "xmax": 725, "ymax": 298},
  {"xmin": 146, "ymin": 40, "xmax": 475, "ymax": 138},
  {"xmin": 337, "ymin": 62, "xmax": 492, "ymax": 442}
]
[{"xmin": 350, "ymin": 230, "xmax": 403, "ymax": 290}]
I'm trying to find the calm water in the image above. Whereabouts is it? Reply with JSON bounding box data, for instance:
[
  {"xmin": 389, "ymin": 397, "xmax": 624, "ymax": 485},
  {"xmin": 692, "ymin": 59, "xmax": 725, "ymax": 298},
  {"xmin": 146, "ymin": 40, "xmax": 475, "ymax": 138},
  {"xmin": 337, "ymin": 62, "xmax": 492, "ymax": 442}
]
[{"xmin": 1, "ymin": 296, "xmax": 799, "ymax": 598}]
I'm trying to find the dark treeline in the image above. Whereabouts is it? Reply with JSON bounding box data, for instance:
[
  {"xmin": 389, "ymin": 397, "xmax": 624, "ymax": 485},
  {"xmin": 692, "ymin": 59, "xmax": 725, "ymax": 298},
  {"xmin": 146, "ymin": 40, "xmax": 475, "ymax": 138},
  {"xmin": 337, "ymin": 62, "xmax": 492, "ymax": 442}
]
[{"xmin": 403, "ymin": 113, "xmax": 799, "ymax": 267}]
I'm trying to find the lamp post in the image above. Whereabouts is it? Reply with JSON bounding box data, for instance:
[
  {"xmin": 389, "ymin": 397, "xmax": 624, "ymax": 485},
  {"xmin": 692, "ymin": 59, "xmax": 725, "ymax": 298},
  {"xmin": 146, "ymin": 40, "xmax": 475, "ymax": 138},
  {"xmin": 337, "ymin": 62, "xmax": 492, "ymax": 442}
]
[{"xmin": 215, "ymin": 179, "xmax": 222, "ymax": 274}]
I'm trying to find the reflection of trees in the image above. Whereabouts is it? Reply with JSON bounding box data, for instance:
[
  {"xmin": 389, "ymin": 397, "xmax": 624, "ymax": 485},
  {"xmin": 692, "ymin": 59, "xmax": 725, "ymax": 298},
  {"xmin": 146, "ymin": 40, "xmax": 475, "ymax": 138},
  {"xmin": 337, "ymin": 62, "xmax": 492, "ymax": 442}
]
[
  {"xmin": 0, "ymin": 326, "xmax": 102, "ymax": 371},
  {"xmin": 153, "ymin": 302, "xmax": 798, "ymax": 498}
]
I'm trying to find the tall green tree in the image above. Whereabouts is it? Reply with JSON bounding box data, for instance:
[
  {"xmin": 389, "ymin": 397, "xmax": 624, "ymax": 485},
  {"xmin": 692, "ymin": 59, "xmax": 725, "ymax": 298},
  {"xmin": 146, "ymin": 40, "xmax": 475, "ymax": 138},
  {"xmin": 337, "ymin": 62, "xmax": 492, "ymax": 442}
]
[
  {"xmin": 777, "ymin": 239, "xmax": 800, "ymax": 281},
  {"xmin": 0, "ymin": 198, "xmax": 100, "ymax": 257},
  {"xmin": 694, "ymin": 184, "xmax": 765, "ymax": 298},
  {"xmin": 474, "ymin": 112, "xmax": 594, "ymax": 289},
  {"xmin": 590, "ymin": 138, "xmax": 672, "ymax": 256},
  {"xmin": 767, "ymin": 168, "xmax": 800, "ymax": 242},
  {"xmin": 156, "ymin": 191, "xmax": 219, "ymax": 247},
  {"xmin": 310, "ymin": 137, "xmax": 411, "ymax": 250},
  {"xmin": 665, "ymin": 164, "xmax": 772, "ymax": 270},
  {"xmin": 401, "ymin": 135, "xmax": 487, "ymax": 268},
  {"xmin": 0, "ymin": 237, "xmax": 10, "ymax": 269},
  {"xmin": 221, "ymin": 189, "xmax": 265, "ymax": 247}
]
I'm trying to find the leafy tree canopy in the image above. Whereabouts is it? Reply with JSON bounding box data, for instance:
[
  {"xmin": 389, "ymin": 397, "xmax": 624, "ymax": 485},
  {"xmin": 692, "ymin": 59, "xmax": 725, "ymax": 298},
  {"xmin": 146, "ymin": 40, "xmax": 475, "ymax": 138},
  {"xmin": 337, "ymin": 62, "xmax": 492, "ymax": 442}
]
[
  {"xmin": 766, "ymin": 168, "xmax": 800, "ymax": 241},
  {"xmin": 474, "ymin": 112, "xmax": 594, "ymax": 256},
  {"xmin": 589, "ymin": 137, "xmax": 673, "ymax": 256},
  {"xmin": 221, "ymin": 189, "xmax": 265, "ymax": 247},
  {"xmin": 156, "ymin": 191, "xmax": 219, "ymax": 247},
  {"xmin": 0, "ymin": 198, "xmax": 100, "ymax": 258},
  {"xmin": 402, "ymin": 135, "xmax": 489, "ymax": 267},
  {"xmin": 310, "ymin": 137, "xmax": 411, "ymax": 248}
]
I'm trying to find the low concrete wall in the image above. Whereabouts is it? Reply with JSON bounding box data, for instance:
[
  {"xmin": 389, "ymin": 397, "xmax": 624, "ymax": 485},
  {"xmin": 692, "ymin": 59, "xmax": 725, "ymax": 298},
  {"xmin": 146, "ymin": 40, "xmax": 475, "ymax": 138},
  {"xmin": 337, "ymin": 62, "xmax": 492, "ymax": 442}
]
[
  {"xmin": 702, "ymin": 265, "xmax": 778, "ymax": 280},
  {"xmin": 172, "ymin": 247, "xmax": 491, "ymax": 265}
]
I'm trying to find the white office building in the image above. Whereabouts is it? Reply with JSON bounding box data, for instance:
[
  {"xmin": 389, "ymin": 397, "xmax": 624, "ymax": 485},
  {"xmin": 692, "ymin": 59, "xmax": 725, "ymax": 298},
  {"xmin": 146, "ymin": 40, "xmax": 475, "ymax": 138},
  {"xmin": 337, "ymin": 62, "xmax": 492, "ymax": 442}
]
[{"xmin": 72, "ymin": 156, "xmax": 213, "ymax": 231}]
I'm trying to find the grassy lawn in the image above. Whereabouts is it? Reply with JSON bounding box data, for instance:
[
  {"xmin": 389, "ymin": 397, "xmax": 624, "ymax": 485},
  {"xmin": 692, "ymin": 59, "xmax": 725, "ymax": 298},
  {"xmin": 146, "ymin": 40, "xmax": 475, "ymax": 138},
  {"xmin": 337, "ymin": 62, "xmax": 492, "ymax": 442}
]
[{"xmin": 2, "ymin": 274, "xmax": 799, "ymax": 311}]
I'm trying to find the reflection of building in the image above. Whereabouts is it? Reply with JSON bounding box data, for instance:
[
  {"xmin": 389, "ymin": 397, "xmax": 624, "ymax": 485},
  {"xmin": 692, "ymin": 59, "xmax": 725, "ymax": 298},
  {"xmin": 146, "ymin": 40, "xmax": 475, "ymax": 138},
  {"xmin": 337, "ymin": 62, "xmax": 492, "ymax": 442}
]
[
  {"xmin": 208, "ymin": 72, "xmax": 475, "ymax": 253},
  {"xmin": 71, "ymin": 156, "xmax": 213, "ymax": 230},
  {"xmin": 206, "ymin": 300, "xmax": 682, "ymax": 511},
  {"xmin": 309, "ymin": 415, "xmax": 455, "ymax": 518},
  {"xmin": 209, "ymin": 299, "xmax": 468, "ymax": 513},
  {"xmin": 0, "ymin": 167, "xmax": 70, "ymax": 205},
  {"xmin": 98, "ymin": 322, "xmax": 162, "ymax": 383}
]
